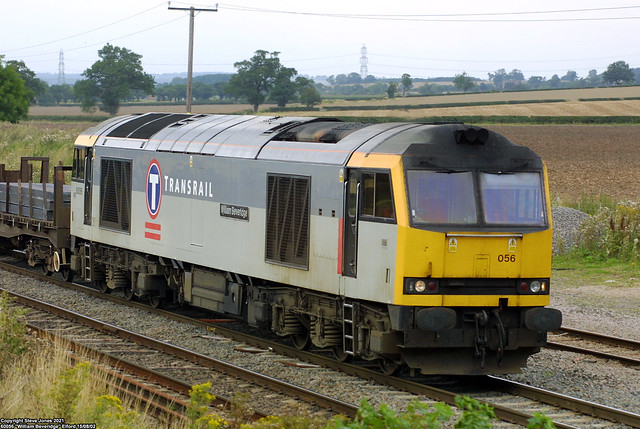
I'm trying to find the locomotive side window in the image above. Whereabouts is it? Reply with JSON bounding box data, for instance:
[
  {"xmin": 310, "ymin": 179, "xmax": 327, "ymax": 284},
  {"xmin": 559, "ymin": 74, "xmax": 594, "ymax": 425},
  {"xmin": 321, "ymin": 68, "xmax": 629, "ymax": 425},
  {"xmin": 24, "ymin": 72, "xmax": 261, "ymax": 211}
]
[
  {"xmin": 361, "ymin": 171, "xmax": 395, "ymax": 221},
  {"xmin": 72, "ymin": 148, "xmax": 86, "ymax": 180},
  {"xmin": 407, "ymin": 171, "xmax": 477, "ymax": 225},
  {"xmin": 480, "ymin": 172, "xmax": 545, "ymax": 226}
]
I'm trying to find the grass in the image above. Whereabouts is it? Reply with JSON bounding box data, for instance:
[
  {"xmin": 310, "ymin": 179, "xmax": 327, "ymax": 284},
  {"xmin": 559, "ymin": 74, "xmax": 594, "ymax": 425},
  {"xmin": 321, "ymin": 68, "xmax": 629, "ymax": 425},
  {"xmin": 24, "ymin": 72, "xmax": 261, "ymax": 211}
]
[
  {"xmin": 552, "ymin": 194, "xmax": 618, "ymax": 215},
  {"xmin": 551, "ymin": 255, "xmax": 640, "ymax": 316},
  {"xmin": 0, "ymin": 334, "xmax": 162, "ymax": 427},
  {"xmin": 553, "ymin": 254, "xmax": 638, "ymax": 279},
  {"xmin": 0, "ymin": 121, "xmax": 92, "ymax": 180}
]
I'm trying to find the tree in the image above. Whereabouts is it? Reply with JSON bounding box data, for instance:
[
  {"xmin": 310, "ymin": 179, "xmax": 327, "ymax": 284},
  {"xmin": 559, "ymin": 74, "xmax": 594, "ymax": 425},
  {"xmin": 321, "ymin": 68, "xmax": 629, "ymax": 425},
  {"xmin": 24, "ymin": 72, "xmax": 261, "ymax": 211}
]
[
  {"xmin": 401, "ymin": 73, "xmax": 413, "ymax": 96},
  {"xmin": 562, "ymin": 70, "xmax": 578, "ymax": 82},
  {"xmin": 453, "ymin": 72, "xmax": 475, "ymax": 93},
  {"xmin": 507, "ymin": 69, "xmax": 525, "ymax": 82},
  {"xmin": 527, "ymin": 76, "xmax": 546, "ymax": 89},
  {"xmin": 192, "ymin": 82, "xmax": 214, "ymax": 101},
  {"xmin": 299, "ymin": 86, "xmax": 322, "ymax": 107},
  {"xmin": 602, "ymin": 60, "xmax": 635, "ymax": 86},
  {"xmin": 228, "ymin": 50, "xmax": 294, "ymax": 112},
  {"xmin": 386, "ymin": 82, "xmax": 398, "ymax": 98},
  {"xmin": 74, "ymin": 44, "xmax": 155, "ymax": 115},
  {"xmin": 586, "ymin": 69, "xmax": 601, "ymax": 86},
  {"xmin": 347, "ymin": 72, "xmax": 362, "ymax": 84},
  {"xmin": 293, "ymin": 76, "xmax": 322, "ymax": 107},
  {"xmin": 488, "ymin": 69, "xmax": 507, "ymax": 90},
  {"xmin": 6, "ymin": 60, "xmax": 47, "ymax": 104},
  {"xmin": 37, "ymin": 84, "xmax": 75, "ymax": 106},
  {"xmin": 548, "ymin": 74, "xmax": 561, "ymax": 88},
  {"xmin": 269, "ymin": 66, "xmax": 298, "ymax": 107},
  {"xmin": 0, "ymin": 57, "xmax": 30, "ymax": 122}
]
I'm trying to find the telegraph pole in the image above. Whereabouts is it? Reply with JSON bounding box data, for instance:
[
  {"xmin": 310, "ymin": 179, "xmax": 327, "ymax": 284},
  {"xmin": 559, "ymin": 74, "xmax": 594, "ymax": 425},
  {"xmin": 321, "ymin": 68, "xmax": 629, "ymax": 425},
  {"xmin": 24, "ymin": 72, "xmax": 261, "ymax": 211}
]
[{"xmin": 168, "ymin": 2, "xmax": 217, "ymax": 113}]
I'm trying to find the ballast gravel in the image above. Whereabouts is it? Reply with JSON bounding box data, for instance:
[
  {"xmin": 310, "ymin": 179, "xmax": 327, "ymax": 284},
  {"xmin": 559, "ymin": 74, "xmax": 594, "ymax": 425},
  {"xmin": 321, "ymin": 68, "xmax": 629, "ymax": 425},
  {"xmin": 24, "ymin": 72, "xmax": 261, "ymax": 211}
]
[{"xmin": 1, "ymin": 207, "xmax": 639, "ymax": 423}]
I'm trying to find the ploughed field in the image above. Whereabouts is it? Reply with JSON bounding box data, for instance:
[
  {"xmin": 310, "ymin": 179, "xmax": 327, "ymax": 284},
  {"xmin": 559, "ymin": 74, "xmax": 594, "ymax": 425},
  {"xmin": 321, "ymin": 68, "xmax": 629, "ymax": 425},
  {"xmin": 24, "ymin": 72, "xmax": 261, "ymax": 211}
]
[{"xmin": 489, "ymin": 125, "xmax": 640, "ymax": 202}]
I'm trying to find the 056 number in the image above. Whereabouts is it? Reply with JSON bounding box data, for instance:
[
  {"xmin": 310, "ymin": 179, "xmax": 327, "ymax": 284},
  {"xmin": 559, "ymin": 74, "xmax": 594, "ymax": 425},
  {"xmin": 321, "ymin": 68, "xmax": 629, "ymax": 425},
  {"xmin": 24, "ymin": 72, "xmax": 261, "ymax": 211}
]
[{"xmin": 498, "ymin": 254, "xmax": 516, "ymax": 262}]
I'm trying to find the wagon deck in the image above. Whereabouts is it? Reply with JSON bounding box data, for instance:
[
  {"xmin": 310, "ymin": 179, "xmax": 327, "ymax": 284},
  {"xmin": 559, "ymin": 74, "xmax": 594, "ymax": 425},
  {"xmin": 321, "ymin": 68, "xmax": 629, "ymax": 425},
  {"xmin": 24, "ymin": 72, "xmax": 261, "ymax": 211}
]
[{"xmin": 0, "ymin": 157, "xmax": 71, "ymax": 251}]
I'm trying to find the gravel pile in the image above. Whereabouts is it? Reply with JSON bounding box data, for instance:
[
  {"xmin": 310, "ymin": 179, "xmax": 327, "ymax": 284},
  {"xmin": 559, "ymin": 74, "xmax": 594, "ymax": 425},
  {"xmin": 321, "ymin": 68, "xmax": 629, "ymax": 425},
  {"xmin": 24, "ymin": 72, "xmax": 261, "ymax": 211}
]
[{"xmin": 552, "ymin": 206, "xmax": 591, "ymax": 255}]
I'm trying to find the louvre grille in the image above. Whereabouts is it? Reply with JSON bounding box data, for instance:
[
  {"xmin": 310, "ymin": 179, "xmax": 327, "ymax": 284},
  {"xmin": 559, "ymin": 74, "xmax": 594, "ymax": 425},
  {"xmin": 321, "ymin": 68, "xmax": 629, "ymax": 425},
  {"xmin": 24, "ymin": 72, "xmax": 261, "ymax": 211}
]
[
  {"xmin": 99, "ymin": 158, "xmax": 131, "ymax": 232},
  {"xmin": 265, "ymin": 174, "xmax": 310, "ymax": 269}
]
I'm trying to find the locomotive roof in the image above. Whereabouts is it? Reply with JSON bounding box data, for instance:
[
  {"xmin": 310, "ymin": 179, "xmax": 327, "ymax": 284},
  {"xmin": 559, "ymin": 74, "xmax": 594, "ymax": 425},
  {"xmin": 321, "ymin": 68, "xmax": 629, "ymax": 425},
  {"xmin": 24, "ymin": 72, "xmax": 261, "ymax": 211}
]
[{"xmin": 77, "ymin": 112, "xmax": 540, "ymax": 167}]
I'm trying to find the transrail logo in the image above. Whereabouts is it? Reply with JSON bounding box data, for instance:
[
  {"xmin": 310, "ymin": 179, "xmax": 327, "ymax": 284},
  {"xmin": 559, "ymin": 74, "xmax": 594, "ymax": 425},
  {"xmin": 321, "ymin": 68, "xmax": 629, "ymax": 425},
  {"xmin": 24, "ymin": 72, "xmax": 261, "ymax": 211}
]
[{"xmin": 146, "ymin": 159, "xmax": 162, "ymax": 219}]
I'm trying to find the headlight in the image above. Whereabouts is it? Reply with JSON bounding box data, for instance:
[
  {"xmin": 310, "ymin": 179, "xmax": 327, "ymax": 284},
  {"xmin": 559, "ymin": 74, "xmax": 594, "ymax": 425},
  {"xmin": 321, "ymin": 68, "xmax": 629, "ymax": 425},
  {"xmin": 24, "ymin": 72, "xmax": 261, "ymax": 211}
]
[
  {"xmin": 518, "ymin": 279, "xmax": 549, "ymax": 294},
  {"xmin": 530, "ymin": 280, "xmax": 541, "ymax": 293},
  {"xmin": 404, "ymin": 278, "xmax": 439, "ymax": 294}
]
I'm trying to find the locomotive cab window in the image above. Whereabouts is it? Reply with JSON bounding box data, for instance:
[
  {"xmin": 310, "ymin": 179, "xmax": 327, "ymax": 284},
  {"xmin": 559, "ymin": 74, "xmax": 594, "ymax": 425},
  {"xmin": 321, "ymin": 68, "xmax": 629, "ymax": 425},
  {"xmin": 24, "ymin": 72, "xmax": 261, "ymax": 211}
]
[
  {"xmin": 407, "ymin": 170, "xmax": 477, "ymax": 225},
  {"xmin": 361, "ymin": 171, "xmax": 395, "ymax": 221},
  {"xmin": 480, "ymin": 172, "xmax": 545, "ymax": 226}
]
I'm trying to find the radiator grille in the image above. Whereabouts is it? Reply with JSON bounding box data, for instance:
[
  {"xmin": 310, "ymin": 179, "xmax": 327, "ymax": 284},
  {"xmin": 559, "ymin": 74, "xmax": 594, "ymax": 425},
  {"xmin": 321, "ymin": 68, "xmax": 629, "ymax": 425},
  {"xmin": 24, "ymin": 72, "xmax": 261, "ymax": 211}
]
[
  {"xmin": 99, "ymin": 158, "xmax": 131, "ymax": 232},
  {"xmin": 265, "ymin": 174, "xmax": 310, "ymax": 269}
]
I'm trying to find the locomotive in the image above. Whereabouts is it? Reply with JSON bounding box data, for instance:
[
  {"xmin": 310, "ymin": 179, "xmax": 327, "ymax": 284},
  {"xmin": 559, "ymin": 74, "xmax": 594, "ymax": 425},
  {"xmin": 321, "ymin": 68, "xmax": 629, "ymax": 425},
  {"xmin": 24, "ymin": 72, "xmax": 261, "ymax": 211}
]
[{"xmin": 1, "ymin": 113, "xmax": 561, "ymax": 375}]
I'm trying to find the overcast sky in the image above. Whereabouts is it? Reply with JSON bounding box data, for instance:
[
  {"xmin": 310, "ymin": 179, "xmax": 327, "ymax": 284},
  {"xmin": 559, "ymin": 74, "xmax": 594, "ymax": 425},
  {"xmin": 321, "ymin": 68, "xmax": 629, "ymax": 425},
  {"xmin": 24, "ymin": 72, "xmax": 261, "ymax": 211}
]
[{"xmin": 2, "ymin": 0, "xmax": 640, "ymax": 81}]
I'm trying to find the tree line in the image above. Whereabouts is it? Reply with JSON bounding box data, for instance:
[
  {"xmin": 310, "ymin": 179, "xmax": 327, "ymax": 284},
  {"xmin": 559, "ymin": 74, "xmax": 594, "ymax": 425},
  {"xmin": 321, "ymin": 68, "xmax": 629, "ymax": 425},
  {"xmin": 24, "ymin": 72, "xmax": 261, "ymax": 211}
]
[{"xmin": 2, "ymin": 43, "xmax": 640, "ymax": 123}]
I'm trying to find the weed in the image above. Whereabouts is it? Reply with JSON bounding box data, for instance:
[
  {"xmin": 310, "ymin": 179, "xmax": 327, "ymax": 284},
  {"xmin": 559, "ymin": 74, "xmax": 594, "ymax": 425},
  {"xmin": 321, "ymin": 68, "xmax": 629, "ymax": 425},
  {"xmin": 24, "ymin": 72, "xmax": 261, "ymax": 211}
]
[
  {"xmin": 186, "ymin": 382, "xmax": 227, "ymax": 429},
  {"xmin": 0, "ymin": 291, "xmax": 28, "ymax": 374},
  {"xmin": 454, "ymin": 396, "xmax": 496, "ymax": 429},
  {"xmin": 577, "ymin": 202, "xmax": 640, "ymax": 261},
  {"xmin": 49, "ymin": 361, "xmax": 90, "ymax": 421}
]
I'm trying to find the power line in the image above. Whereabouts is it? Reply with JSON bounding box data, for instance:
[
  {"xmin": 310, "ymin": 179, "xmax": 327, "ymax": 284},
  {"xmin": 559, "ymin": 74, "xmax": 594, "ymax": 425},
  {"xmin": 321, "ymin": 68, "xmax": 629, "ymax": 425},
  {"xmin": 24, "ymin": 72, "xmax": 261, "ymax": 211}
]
[
  {"xmin": 6, "ymin": 15, "xmax": 186, "ymax": 61},
  {"xmin": 218, "ymin": 3, "xmax": 640, "ymax": 22},
  {"xmin": 2, "ymin": 2, "xmax": 166, "ymax": 54}
]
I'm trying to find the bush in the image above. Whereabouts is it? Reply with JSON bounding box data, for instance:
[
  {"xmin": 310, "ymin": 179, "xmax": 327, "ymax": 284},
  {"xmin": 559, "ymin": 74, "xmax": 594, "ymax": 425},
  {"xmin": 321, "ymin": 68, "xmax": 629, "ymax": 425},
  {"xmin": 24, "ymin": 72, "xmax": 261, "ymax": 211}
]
[
  {"xmin": 328, "ymin": 397, "xmax": 454, "ymax": 429},
  {"xmin": 578, "ymin": 201, "xmax": 640, "ymax": 261}
]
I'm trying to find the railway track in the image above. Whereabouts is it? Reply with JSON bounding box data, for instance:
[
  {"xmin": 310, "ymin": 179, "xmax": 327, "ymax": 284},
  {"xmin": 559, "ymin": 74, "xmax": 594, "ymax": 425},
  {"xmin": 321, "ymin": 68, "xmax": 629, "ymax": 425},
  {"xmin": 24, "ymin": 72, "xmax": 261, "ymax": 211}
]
[
  {"xmin": 4, "ymin": 288, "xmax": 357, "ymax": 422},
  {"xmin": 2, "ymin": 259, "xmax": 640, "ymax": 428},
  {"xmin": 547, "ymin": 327, "xmax": 640, "ymax": 366}
]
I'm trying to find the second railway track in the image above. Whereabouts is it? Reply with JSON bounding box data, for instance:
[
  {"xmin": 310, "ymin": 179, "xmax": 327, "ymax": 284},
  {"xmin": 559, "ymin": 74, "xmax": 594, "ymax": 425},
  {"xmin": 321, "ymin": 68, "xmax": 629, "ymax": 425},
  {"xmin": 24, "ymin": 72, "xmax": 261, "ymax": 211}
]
[{"xmin": 547, "ymin": 327, "xmax": 640, "ymax": 366}]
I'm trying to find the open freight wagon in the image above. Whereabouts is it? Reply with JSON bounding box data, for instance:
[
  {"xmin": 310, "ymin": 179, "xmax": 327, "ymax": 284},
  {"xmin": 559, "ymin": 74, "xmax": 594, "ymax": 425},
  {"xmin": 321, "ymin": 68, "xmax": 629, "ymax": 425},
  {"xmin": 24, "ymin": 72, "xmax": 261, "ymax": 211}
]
[{"xmin": 0, "ymin": 157, "xmax": 72, "ymax": 278}]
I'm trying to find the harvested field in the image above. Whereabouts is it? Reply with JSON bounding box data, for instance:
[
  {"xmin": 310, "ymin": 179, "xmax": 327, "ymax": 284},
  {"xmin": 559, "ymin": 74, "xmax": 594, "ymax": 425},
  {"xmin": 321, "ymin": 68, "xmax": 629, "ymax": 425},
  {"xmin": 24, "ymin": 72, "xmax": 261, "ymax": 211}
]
[
  {"xmin": 307, "ymin": 100, "xmax": 640, "ymax": 118},
  {"xmin": 322, "ymin": 86, "xmax": 640, "ymax": 106}
]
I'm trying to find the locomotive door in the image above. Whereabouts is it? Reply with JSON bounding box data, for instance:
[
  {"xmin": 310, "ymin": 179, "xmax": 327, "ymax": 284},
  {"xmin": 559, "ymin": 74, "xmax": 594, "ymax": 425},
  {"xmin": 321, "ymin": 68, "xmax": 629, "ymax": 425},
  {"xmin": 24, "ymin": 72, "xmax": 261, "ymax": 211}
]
[
  {"xmin": 83, "ymin": 147, "xmax": 93, "ymax": 225},
  {"xmin": 343, "ymin": 170, "xmax": 359, "ymax": 277}
]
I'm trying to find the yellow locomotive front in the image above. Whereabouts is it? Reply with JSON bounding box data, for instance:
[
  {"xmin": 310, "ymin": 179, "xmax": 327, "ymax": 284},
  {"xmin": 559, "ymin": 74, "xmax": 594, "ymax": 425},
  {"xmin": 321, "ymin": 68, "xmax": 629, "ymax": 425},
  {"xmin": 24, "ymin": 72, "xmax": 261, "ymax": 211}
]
[{"xmin": 354, "ymin": 125, "xmax": 562, "ymax": 374}]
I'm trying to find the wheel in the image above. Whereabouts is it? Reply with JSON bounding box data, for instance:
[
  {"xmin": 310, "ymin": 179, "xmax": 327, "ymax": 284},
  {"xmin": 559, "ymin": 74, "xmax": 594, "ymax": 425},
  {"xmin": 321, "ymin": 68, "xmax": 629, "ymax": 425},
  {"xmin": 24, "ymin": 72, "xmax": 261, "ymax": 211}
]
[
  {"xmin": 96, "ymin": 280, "xmax": 111, "ymax": 294},
  {"xmin": 123, "ymin": 286, "xmax": 135, "ymax": 301},
  {"xmin": 291, "ymin": 330, "xmax": 311, "ymax": 351},
  {"xmin": 60, "ymin": 267, "xmax": 74, "ymax": 283},
  {"xmin": 379, "ymin": 358, "xmax": 401, "ymax": 376},
  {"xmin": 41, "ymin": 263, "xmax": 52, "ymax": 276},
  {"xmin": 332, "ymin": 345, "xmax": 353, "ymax": 363},
  {"xmin": 149, "ymin": 295, "xmax": 165, "ymax": 308}
]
